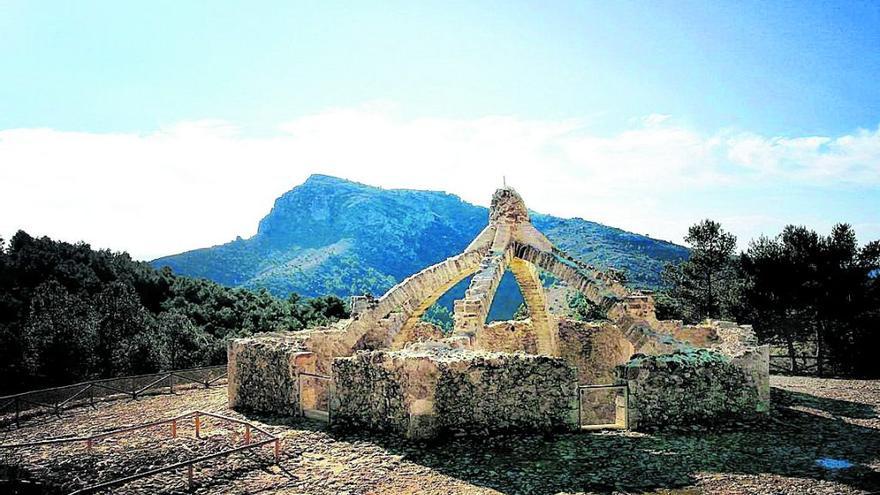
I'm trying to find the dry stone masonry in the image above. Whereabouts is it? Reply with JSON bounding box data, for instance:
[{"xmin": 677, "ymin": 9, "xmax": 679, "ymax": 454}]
[
  {"xmin": 228, "ymin": 187, "xmax": 770, "ymax": 438},
  {"xmin": 331, "ymin": 345, "xmax": 578, "ymax": 439},
  {"xmin": 618, "ymin": 348, "xmax": 768, "ymax": 430}
]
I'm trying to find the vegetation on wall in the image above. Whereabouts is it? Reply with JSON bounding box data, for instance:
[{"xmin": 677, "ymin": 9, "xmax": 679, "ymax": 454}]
[{"xmin": 0, "ymin": 231, "xmax": 348, "ymax": 394}]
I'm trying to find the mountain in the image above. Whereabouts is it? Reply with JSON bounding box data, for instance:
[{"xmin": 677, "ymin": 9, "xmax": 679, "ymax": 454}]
[{"xmin": 152, "ymin": 175, "xmax": 688, "ymax": 318}]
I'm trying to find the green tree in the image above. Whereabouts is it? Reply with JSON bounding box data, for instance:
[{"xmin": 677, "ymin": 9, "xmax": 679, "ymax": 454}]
[
  {"xmin": 156, "ymin": 311, "xmax": 210, "ymax": 370},
  {"xmin": 0, "ymin": 229, "xmax": 358, "ymax": 393},
  {"xmin": 566, "ymin": 291, "xmax": 606, "ymax": 321},
  {"xmin": 421, "ymin": 304, "xmax": 453, "ymax": 333},
  {"xmin": 661, "ymin": 220, "xmax": 741, "ymax": 323},
  {"xmin": 740, "ymin": 224, "xmax": 880, "ymax": 376},
  {"xmin": 22, "ymin": 280, "xmax": 99, "ymax": 385},
  {"xmin": 95, "ymin": 281, "xmax": 162, "ymax": 375}
]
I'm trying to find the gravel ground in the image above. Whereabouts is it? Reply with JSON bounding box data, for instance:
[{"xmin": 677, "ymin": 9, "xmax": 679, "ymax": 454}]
[{"xmin": 1, "ymin": 375, "xmax": 878, "ymax": 495}]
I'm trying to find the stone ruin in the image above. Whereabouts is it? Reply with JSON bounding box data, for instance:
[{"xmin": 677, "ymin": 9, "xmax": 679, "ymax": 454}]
[{"xmin": 228, "ymin": 187, "xmax": 770, "ymax": 439}]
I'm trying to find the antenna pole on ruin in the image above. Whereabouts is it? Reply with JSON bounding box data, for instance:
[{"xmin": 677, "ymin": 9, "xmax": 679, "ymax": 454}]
[{"xmin": 503, "ymin": 176, "xmax": 506, "ymax": 188}]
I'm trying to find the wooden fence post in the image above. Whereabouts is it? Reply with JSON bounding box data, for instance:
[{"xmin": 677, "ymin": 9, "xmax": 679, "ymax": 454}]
[
  {"xmin": 194, "ymin": 414, "xmax": 201, "ymax": 438},
  {"xmin": 187, "ymin": 464, "xmax": 193, "ymax": 489}
]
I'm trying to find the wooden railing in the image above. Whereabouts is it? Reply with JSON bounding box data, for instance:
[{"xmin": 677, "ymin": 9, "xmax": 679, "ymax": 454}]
[
  {"xmin": 0, "ymin": 365, "xmax": 227, "ymax": 426},
  {"xmin": 0, "ymin": 410, "xmax": 281, "ymax": 494},
  {"xmin": 769, "ymin": 354, "xmax": 826, "ymax": 376}
]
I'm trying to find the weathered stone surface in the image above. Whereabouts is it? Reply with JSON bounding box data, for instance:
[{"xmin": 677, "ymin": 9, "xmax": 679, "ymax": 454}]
[
  {"xmin": 661, "ymin": 319, "xmax": 759, "ymax": 355},
  {"xmin": 331, "ymin": 346, "xmax": 578, "ymax": 439},
  {"xmin": 556, "ymin": 318, "xmax": 635, "ymax": 384},
  {"xmin": 8, "ymin": 377, "xmax": 878, "ymax": 495},
  {"xmin": 391, "ymin": 320, "xmax": 445, "ymax": 350},
  {"xmin": 227, "ymin": 334, "xmax": 309, "ymax": 416},
  {"xmin": 476, "ymin": 320, "xmax": 539, "ymax": 354},
  {"xmin": 618, "ymin": 348, "xmax": 768, "ymax": 430},
  {"xmin": 508, "ymin": 256, "xmax": 557, "ymax": 354}
]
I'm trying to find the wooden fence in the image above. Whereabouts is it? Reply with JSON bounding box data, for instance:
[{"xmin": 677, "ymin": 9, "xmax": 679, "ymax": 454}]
[
  {"xmin": 0, "ymin": 365, "xmax": 227, "ymax": 427},
  {"xmin": 769, "ymin": 354, "xmax": 826, "ymax": 375},
  {"xmin": 0, "ymin": 409, "xmax": 280, "ymax": 494}
]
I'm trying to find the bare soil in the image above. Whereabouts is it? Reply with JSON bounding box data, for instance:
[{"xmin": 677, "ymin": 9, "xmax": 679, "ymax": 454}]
[{"xmin": 2, "ymin": 375, "xmax": 878, "ymax": 494}]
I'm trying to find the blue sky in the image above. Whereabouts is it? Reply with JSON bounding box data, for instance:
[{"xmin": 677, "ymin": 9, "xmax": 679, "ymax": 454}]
[{"xmin": 1, "ymin": 1, "xmax": 878, "ymax": 259}]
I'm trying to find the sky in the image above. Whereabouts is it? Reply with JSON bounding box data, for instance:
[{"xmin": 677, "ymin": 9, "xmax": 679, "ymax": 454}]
[{"xmin": 1, "ymin": 0, "xmax": 878, "ymax": 260}]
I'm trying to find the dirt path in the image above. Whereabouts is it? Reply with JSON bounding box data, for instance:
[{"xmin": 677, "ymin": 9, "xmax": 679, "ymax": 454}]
[{"xmin": 2, "ymin": 376, "xmax": 879, "ymax": 494}]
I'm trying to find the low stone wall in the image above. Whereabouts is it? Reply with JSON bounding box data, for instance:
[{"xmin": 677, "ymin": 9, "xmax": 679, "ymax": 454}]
[
  {"xmin": 227, "ymin": 335, "xmax": 312, "ymax": 416},
  {"xmin": 331, "ymin": 346, "xmax": 578, "ymax": 439},
  {"xmin": 227, "ymin": 325, "xmax": 353, "ymax": 416},
  {"xmin": 617, "ymin": 348, "xmax": 769, "ymax": 430}
]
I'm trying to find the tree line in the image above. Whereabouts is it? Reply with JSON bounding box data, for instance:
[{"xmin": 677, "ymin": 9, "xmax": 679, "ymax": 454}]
[
  {"xmin": 0, "ymin": 231, "xmax": 348, "ymax": 394},
  {"xmin": 658, "ymin": 220, "xmax": 880, "ymax": 377}
]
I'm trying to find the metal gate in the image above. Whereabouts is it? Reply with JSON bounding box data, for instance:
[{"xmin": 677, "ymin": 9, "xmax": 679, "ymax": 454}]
[
  {"xmin": 297, "ymin": 372, "xmax": 332, "ymax": 423},
  {"xmin": 577, "ymin": 384, "xmax": 628, "ymax": 430}
]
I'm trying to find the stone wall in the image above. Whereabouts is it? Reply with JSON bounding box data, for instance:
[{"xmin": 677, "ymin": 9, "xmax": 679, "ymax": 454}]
[
  {"xmin": 654, "ymin": 319, "xmax": 758, "ymax": 355},
  {"xmin": 227, "ymin": 335, "xmax": 311, "ymax": 416},
  {"xmin": 390, "ymin": 320, "xmax": 444, "ymax": 350},
  {"xmin": 227, "ymin": 324, "xmax": 353, "ymax": 416},
  {"xmin": 556, "ymin": 318, "xmax": 634, "ymax": 384},
  {"xmin": 331, "ymin": 345, "xmax": 578, "ymax": 439},
  {"xmin": 617, "ymin": 348, "xmax": 769, "ymax": 430},
  {"xmin": 476, "ymin": 320, "xmax": 538, "ymax": 354}
]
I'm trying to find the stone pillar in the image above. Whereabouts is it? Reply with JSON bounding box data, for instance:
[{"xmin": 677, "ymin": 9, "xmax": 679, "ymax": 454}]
[{"xmin": 453, "ymin": 249, "xmax": 511, "ymax": 343}]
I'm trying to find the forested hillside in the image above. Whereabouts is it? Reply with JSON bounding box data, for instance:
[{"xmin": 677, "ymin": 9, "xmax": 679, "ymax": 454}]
[
  {"xmin": 0, "ymin": 232, "xmax": 347, "ymax": 394},
  {"xmin": 154, "ymin": 175, "xmax": 688, "ymax": 316}
]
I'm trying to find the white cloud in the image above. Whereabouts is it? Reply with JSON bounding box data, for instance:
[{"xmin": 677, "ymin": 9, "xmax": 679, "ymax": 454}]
[{"xmin": 1, "ymin": 106, "xmax": 878, "ymax": 259}]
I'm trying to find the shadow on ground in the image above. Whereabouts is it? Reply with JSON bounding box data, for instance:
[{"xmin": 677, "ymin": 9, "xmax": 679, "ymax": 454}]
[{"xmin": 323, "ymin": 387, "xmax": 880, "ymax": 494}]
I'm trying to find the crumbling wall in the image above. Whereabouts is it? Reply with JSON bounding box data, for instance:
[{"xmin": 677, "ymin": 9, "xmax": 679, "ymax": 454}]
[
  {"xmin": 391, "ymin": 320, "xmax": 445, "ymax": 350},
  {"xmin": 730, "ymin": 345, "xmax": 771, "ymax": 409},
  {"xmin": 227, "ymin": 324, "xmax": 353, "ymax": 416},
  {"xmin": 556, "ymin": 318, "xmax": 635, "ymax": 384},
  {"xmin": 617, "ymin": 348, "xmax": 768, "ymax": 430},
  {"xmin": 332, "ymin": 346, "xmax": 578, "ymax": 439},
  {"xmin": 331, "ymin": 349, "xmax": 441, "ymax": 437},
  {"xmin": 656, "ymin": 319, "xmax": 758, "ymax": 355},
  {"xmin": 227, "ymin": 335, "xmax": 311, "ymax": 416},
  {"xmin": 476, "ymin": 320, "xmax": 538, "ymax": 354}
]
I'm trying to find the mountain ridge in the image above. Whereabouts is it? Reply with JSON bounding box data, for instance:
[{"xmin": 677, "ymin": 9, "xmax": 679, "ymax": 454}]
[{"xmin": 152, "ymin": 175, "xmax": 688, "ymax": 316}]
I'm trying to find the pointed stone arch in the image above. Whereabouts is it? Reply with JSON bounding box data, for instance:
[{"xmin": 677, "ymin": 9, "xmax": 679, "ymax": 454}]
[
  {"xmin": 340, "ymin": 249, "xmax": 487, "ymax": 349},
  {"xmin": 508, "ymin": 256, "xmax": 557, "ymax": 355},
  {"xmin": 337, "ymin": 186, "xmax": 672, "ymax": 355}
]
